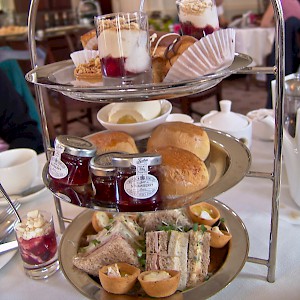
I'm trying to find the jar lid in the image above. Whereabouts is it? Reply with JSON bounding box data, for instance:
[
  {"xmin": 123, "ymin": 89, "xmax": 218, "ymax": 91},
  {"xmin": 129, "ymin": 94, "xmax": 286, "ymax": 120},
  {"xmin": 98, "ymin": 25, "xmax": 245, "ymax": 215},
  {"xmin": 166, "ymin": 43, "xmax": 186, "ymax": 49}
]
[
  {"xmin": 55, "ymin": 135, "xmax": 97, "ymax": 157},
  {"xmin": 90, "ymin": 152, "xmax": 123, "ymax": 176},
  {"xmin": 285, "ymin": 74, "xmax": 300, "ymax": 96},
  {"xmin": 201, "ymin": 100, "xmax": 249, "ymax": 131},
  {"xmin": 112, "ymin": 153, "xmax": 162, "ymax": 168}
]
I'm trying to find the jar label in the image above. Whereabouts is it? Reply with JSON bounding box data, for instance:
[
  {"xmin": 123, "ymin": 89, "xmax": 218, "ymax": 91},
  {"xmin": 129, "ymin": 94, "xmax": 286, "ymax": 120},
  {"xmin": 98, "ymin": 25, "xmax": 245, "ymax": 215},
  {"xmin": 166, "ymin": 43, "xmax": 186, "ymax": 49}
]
[
  {"xmin": 49, "ymin": 144, "xmax": 68, "ymax": 179},
  {"xmin": 124, "ymin": 174, "xmax": 159, "ymax": 199}
]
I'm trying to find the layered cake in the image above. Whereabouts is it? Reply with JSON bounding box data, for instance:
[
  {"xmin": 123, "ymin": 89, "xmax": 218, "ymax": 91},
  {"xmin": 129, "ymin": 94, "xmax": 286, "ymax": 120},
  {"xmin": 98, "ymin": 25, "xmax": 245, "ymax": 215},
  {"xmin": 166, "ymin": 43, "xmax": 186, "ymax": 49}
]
[
  {"xmin": 96, "ymin": 15, "xmax": 151, "ymax": 83},
  {"xmin": 177, "ymin": 0, "xmax": 219, "ymax": 39}
]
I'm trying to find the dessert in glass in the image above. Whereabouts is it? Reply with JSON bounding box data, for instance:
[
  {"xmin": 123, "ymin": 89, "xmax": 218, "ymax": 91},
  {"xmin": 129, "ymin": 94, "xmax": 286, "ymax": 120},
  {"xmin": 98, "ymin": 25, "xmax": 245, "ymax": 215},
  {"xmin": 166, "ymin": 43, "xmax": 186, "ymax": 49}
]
[
  {"xmin": 14, "ymin": 210, "xmax": 59, "ymax": 279},
  {"xmin": 176, "ymin": 0, "xmax": 219, "ymax": 39},
  {"xmin": 95, "ymin": 12, "xmax": 152, "ymax": 85}
]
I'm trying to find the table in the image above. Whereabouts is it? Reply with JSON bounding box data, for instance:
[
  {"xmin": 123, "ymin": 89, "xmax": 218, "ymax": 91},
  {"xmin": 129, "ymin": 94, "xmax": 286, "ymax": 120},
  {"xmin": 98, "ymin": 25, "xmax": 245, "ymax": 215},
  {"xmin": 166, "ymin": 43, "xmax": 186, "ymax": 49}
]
[
  {"xmin": 235, "ymin": 27, "xmax": 275, "ymax": 67},
  {"xmin": 1, "ymin": 128, "xmax": 300, "ymax": 299}
]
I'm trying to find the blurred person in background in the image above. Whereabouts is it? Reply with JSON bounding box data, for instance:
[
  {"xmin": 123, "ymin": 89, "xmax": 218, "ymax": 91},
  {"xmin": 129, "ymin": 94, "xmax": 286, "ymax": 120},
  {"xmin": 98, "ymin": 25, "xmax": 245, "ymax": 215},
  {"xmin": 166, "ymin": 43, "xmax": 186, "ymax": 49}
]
[
  {"xmin": 260, "ymin": 0, "xmax": 300, "ymax": 108},
  {"xmin": 0, "ymin": 69, "xmax": 44, "ymax": 154}
]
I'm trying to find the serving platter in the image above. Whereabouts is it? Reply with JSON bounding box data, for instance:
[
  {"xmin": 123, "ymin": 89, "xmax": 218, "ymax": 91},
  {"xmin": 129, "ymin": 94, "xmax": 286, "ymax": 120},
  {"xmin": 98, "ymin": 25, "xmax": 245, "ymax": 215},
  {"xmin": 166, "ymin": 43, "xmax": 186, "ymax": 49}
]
[
  {"xmin": 59, "ymin": 198, "xmax": 249, "ymax": 300},
  {"xmin": 42, "ymin": 128, "xmax": 251, "ymax": 211},
  {"xmin": 25, "ymin": 53, "xmax": 252, "ymax": 102}
]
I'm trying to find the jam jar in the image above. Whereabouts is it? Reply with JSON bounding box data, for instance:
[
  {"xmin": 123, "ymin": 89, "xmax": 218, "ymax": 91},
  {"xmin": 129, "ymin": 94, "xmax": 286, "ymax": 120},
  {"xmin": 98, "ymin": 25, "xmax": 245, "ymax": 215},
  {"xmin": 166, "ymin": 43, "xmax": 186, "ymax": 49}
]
[
  {"xmin": 89, "ymin": 152, "xmax": 123, "ymax": 208},
  {"xmin": 49, "ymin": 135, "xmax": 96, "ymax": 186},
  {"xmin": 112, "ymin": 153, "xmax": 162, "ymax": 212}
]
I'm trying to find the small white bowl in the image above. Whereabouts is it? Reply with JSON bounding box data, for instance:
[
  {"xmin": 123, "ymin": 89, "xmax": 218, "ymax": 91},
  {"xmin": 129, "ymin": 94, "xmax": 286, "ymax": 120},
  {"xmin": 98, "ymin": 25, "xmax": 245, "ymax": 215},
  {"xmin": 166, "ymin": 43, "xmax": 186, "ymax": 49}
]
[
  {"xmin": 166, "ymin": 113, "xmax": 194, "ymax": 123},
  {"xmin": 0, "ymin": 148, "xmax": 38, "ymax": 195},
  {"xmin": 97, "ymin": 100, "xmax": 172, "ymax": 140}
]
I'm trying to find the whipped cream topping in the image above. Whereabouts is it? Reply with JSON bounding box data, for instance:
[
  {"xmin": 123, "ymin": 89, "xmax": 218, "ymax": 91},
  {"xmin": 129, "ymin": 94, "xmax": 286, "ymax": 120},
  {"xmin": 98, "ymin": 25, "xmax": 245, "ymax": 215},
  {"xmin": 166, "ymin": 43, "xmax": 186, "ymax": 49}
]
[{"xmin": 15, "ymin": 210, "xmax": 52, "ymax": 240}]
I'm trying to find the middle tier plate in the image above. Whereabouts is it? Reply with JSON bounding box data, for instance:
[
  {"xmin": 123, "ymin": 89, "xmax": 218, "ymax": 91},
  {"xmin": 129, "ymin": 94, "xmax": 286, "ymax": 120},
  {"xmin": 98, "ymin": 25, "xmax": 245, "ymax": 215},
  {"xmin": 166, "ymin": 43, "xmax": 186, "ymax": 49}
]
[{"xmin": 42, "ymin": 128, "xmax": 251, "ymax": 212}]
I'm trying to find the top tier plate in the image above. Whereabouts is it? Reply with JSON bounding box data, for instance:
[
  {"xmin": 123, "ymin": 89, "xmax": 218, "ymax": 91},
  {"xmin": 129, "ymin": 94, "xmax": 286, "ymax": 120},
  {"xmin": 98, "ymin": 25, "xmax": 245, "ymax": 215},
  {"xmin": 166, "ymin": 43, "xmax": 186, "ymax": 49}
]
[{"xmin": 25, "ymin": 53, "xmax": 252, "ymax": 103}]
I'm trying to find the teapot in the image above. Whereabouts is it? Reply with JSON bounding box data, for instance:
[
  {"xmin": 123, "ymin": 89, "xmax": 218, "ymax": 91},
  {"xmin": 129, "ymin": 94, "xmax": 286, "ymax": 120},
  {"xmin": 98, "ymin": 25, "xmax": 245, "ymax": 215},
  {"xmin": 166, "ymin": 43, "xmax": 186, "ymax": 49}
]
[{"xmin": 262, "ymin": 73, "xmax": 300, "ymax": 207}]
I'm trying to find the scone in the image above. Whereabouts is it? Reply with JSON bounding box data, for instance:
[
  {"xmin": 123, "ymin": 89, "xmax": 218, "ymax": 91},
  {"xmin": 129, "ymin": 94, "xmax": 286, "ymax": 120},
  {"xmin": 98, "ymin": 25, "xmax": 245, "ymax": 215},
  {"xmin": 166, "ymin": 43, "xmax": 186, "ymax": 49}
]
[
  {"xmin": 147, "ymin": 122, "xmax": 210, "ymax": 161},
  {"xmin": 86, "ymin": 131, "xmax": 139, "ymax": 154}
]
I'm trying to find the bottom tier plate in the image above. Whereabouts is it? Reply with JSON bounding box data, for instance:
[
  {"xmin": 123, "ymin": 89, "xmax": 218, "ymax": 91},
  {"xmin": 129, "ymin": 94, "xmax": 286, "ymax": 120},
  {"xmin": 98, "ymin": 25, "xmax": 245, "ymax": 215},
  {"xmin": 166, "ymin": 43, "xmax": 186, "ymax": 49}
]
[{"xmin": 59, "ymin": 199, "xmax": 249, "ymax": 300}]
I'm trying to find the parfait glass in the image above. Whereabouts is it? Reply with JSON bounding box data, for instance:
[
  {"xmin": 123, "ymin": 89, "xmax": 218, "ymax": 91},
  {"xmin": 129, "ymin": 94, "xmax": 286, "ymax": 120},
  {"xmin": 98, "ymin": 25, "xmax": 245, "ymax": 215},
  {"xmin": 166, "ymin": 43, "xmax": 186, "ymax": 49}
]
[
  {"xmin": 176, "ymin": 0, "xmax": 219, "ymax": 39},
  {"xmin": 14, "ymin": 210, "xmax": 59, "ymax": 279},
  {"xmin": 95, "ymin": 12, "xmax": 152, "ymax": 86}
]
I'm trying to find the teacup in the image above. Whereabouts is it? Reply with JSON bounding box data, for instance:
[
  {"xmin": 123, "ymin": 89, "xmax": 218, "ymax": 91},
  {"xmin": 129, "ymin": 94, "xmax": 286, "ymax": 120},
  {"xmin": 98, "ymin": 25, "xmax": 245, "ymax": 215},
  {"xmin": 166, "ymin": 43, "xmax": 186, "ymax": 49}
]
[{"xmin": 0, "ymin": 148, "xmax": 38, "ymax": 195}]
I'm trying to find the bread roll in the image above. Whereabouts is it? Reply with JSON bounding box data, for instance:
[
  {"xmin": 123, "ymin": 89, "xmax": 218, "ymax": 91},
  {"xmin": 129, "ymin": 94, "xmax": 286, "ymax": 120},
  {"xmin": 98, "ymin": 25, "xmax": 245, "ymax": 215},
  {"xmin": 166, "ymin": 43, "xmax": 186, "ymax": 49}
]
[
  {"xmin": 147, "ymin": 122, "xmax": 210, "ymax": 161},
  {"xmin": 87, "ymin": 131, "xmax": 139, "ymax": 154},
  {"xmin": 151, "ymin": 146, "xmax": 209, "ymax": 199},
  {"xmin": 150, "ymin": 32, "xmax": 180, "ymax": 83},
  {"xmin": 92, "ymin": 212, "xmax": 111, "ymax": 232},
  {"xmin": 164, "ymin": 35, "xmax": 197, "ymax": 72}
]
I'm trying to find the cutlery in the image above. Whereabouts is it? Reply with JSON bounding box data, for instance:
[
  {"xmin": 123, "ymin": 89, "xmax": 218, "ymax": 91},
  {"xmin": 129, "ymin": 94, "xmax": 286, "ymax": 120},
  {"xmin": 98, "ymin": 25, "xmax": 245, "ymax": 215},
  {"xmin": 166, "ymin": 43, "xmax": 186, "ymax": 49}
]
[
  {"xmin": 0, "ymin": 240, "xmax": 18, "ymax": 254},
  {"xmin": 0, "ymin": 201, "xmax": 21, "ymax": 224},
  {"xmin": 0, "ymin": 183, "xmax": 22, "ymax": 223},
  {"xmin": 0, "ymin": 216, "xmax": 18, "ymax": 242}
]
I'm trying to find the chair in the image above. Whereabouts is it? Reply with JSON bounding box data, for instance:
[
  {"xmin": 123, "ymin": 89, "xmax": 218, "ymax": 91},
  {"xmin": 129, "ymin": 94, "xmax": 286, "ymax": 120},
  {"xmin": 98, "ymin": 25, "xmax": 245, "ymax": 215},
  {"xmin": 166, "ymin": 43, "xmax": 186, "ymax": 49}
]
[{"xmin": 170, "ymin": 83, "xmax": 222, "ymax": 117}]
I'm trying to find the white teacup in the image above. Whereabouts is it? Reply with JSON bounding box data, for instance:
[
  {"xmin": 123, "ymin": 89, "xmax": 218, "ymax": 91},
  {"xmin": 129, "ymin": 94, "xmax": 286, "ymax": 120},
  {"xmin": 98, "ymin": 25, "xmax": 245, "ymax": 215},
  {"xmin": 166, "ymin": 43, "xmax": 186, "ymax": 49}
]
[{"xmin": 0, "ymin": 148, "xmax": 38, "ymax": 195}]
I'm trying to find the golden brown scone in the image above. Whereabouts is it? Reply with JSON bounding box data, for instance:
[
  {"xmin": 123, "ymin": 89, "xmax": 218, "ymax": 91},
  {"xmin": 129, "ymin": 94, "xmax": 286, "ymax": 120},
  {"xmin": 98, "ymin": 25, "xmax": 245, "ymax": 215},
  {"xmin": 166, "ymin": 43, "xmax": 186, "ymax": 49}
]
[
  {"xmin": 87, "ymin": 131, "xmax": 139, "ymax": 154},
  {"xmin": 164, "ymin": 35, "xmax": 197, "ymax": 72},
  {"xmin": 74, "ymin": 56, "xmax": 102, "ymax": 83},
  {"xmin": 151, "ymin": 146, "xmax": 209, "ymax": 199},
  {"xmin": 147, "ymin": 122, "xmax": 210, "ymax": 161},
  {"xmin": 80, "ymin": 29, "xmax": 98, "ymax": 50}
]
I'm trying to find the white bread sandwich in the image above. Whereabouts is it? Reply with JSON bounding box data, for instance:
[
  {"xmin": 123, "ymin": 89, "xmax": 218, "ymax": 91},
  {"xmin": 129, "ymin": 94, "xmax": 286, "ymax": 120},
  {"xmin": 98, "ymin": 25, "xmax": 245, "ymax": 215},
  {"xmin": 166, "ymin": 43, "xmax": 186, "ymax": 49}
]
[
  {"xmin": 73, "ymin": 215, "xmax": 144, "ymax": 276},
  {"xmin": 138, "ymin": 209, "xmax": 194, "ymax": 232},
  {"xmin": 145, "ymin": 229, "xmax": 210, "ymax": 290}
]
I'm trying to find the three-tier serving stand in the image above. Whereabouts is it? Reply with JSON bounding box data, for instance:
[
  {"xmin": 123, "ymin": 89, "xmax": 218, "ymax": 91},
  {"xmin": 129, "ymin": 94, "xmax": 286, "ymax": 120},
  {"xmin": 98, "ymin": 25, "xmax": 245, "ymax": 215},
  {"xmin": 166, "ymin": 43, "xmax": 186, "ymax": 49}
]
[{"xmin": 26, "ymin": 0, "xmax": 284, "ymax": 286}]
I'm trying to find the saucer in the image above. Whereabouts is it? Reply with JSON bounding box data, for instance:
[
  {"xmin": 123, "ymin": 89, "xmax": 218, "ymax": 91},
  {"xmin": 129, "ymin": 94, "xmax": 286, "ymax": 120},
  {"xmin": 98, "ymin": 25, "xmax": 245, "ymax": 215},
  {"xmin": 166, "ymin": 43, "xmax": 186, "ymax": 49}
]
[{"xmin": 0, "ymin": 180, "xmax": 47, "ymax": 206}]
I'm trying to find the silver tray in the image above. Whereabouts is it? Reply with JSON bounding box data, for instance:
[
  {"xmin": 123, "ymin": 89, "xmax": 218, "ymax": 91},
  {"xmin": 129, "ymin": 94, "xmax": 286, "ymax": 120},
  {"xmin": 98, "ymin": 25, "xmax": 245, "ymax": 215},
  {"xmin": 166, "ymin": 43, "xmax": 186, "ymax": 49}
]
[
  {"xmin": 25, "ymin": 53, "xmax": 252, "ymax": 102},
  {"xmin": 59, "ymin": 199, "xmax": 249, "ymax": 299},
  {"xmin": 42, "ymin": 128, "xmax": 251, "ymax": 211}
]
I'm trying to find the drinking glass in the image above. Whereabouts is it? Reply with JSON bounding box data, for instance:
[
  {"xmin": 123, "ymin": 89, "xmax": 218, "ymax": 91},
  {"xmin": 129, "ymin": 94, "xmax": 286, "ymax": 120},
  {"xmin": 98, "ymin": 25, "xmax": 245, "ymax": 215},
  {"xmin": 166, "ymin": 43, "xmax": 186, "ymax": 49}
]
[
  {"xmin": 95, "ymin": 12, "xmax": 152, "ymax": 85},
  {"xmin": 14, "ymin": 210, "xmax": 59, "ymax": 280},
  {"xmin": 176, "ymin": 0, "xmax": 219, "ymax": 39}
]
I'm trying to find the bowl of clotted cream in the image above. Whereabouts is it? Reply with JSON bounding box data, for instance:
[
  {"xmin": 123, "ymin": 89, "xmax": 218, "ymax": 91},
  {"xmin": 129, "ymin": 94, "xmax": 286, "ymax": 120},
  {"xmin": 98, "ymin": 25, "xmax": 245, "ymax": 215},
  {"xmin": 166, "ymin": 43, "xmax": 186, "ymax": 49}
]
[{"xmin": 97, "ymin": 100, "xmax": 172, "ymax": 140}]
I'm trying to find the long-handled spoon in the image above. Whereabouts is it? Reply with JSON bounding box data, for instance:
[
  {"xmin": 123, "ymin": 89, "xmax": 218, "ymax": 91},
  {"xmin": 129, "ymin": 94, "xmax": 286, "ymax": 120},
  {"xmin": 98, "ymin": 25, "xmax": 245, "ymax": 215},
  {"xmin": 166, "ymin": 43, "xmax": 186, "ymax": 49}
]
[{"xmin": 0, "ymin": 183, "xmax": 22, "ymax": 223}]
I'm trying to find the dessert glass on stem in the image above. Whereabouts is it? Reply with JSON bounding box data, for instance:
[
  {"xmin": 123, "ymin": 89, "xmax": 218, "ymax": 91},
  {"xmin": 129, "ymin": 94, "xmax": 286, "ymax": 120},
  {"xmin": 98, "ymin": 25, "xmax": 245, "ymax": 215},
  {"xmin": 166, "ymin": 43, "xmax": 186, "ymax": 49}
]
[
  {"xmin": 176, "ymin": 0, "xmax": 219, "ymax": 39},
  {"xmin": 95, "ymin": 12, "xmax": 152, "ymax": 85},
  {"xmin": 14, "ymin": 210, "xmax": 59, "ymax": 280}
]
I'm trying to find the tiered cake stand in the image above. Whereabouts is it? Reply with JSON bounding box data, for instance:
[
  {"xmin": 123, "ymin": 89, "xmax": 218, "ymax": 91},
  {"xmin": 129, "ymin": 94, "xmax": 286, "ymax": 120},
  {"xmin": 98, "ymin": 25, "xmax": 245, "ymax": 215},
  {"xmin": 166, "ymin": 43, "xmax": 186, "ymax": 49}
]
[{"xmin": 26, "ymin": 0, "xmax": 285, "ymax": 292}]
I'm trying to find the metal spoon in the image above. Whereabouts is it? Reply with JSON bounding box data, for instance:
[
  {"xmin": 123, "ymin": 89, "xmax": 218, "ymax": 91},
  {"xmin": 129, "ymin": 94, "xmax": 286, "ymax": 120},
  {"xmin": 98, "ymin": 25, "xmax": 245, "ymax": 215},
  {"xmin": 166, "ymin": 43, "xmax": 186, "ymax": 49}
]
[{"xmin": 0, "ymin": 183, "xmax": 22, "ymax": 223}]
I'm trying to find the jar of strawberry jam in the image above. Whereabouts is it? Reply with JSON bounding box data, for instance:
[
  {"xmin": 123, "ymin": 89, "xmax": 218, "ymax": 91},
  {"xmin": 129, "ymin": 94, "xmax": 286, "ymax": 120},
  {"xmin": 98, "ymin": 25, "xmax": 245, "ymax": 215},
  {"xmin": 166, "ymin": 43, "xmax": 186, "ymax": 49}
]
[
  {"xmin": 49, "ymin": 135, "xmax": 96, "ymax": 186},
  {"xmin": 112, "ymin": 153, "xmax": 162, "ymax": 212},
  {"xmin": 89, "ymin": 152, "xmax": 123, "ymax": 208}
]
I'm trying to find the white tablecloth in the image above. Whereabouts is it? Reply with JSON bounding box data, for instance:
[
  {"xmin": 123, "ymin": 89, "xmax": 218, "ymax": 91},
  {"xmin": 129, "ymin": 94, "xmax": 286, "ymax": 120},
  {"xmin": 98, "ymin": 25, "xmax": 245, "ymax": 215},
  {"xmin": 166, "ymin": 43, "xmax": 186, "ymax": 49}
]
[
  {"xmin": 1, "ymin": 130, "xmax": 300, "ymax": 299},
  {"xmin": 235, "ymin": 27, "xmax": 275, "ymax": 66}
]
